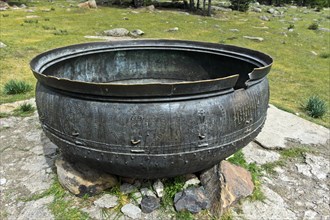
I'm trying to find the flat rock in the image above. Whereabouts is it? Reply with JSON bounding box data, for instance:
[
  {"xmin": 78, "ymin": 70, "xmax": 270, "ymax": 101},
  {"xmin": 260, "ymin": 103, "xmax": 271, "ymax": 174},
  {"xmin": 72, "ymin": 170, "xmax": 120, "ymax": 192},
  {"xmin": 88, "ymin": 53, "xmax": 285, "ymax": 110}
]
[
  {"xmin": 174, "ymin": 187, "xmax": 210, "ymax": 214},
  {"xmin": 319, "ymin": 28, "xmax": 330, "ymax": 32},
  {"xmin": 302, "ymin": 153, "xmax": 329, "ymax": 180},
  {"xmin": 17, "ymin": 196, "xmax": 54, "ymax": 220},
  {"xmin": 140, "ymin": 196, "xmax": 160, "ymax": 213},
  {"xmin": 242, "ymin": 142, "xmax": 280, "ymax": 165},
  {"xmin": 94, "ymin": 194, "xmax": 118, "ymax": 208},
  {"xmin": 104, "ymin": 28, "xmax": 129, "ymax": 37},
  {"xmin": 55, "ymin": 158, "xmax": 118, "ymax": 196},
  {"xmin": 121, "ymin": 203, "xmax": 141, "ymax": 219},
  {"xmin": 255, "ymin": 105, "xmax": 330, "ymax": 149},
  {"xmin": 243, "ymin": 36, "xmax": 264, "ymax": 42},
  {"xmin": 267, "ymin": 8, "xmax": 276, "ymax": 14},
  {"xmin": 220, "ymin": 160, "xmax": 254, "ymax": 210},
  {"xmin": 233, "ymin": 186, "xmax": 297, "ymax": 219}
]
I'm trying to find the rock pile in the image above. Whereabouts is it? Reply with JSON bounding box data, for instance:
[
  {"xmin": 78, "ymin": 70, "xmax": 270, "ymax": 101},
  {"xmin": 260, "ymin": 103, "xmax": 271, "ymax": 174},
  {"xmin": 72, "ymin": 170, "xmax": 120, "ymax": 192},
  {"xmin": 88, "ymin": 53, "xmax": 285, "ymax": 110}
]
[{"xmin": 54, "ymin": 156, "xmax": 254, "ymax": 218}]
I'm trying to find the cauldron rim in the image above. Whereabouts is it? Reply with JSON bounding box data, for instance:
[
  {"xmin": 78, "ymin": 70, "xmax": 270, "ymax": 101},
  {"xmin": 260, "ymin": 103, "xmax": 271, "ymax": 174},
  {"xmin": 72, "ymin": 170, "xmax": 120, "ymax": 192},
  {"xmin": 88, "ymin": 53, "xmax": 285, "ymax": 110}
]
[{"xmin": 30, "ymin": 39, "xmax": 273, "ymax": 97}]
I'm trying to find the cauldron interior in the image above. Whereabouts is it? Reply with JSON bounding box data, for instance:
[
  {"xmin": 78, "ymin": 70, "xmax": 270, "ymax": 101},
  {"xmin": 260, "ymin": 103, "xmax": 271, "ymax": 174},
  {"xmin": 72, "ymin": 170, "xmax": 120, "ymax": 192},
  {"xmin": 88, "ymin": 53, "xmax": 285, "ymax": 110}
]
[{"xmin": 44, "ymin": 49, "xmax": 255, "ymax": 88}]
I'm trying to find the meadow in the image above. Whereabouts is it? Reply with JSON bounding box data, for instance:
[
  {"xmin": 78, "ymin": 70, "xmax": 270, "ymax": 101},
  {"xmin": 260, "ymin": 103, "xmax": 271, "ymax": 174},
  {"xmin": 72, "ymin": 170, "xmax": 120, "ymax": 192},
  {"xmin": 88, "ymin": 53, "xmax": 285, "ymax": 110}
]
[{"xmin": 0, "ymin": 0, "xmax": 329, "ymax": 127}]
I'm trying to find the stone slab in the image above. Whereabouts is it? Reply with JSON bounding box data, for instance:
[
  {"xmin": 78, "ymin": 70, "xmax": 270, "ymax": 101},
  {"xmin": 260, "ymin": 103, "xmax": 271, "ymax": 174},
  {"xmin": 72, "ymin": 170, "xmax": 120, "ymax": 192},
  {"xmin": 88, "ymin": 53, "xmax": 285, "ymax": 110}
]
[
  {"xmin": 255, "ymin": 105, "xmax": 330, "ymax": 149},
  {"xmin": 242, "ymin": 142, "xmax": 281, "ymax": 165}
]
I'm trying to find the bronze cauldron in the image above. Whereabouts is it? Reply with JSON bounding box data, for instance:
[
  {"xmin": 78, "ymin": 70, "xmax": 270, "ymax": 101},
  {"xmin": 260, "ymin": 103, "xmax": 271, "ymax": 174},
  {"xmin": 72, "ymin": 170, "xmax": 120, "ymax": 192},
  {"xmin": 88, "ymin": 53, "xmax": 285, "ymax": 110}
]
[{"xmin": 31, "ymin": 40, "xmax": 273, "ymax": 178}]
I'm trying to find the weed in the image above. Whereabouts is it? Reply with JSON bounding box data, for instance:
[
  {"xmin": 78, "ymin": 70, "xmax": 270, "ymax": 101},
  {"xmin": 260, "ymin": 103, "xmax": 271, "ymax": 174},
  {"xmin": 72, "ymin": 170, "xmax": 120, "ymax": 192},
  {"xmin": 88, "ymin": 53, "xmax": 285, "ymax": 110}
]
[
  {"xmin": 261, "ymin": 160, "xmax": 285, "ymax": 175},
  {"xmin": 280, "ymin": 147, "xmax": 311, "ymax": 159},
  {"xmin": 53, "ymin": 29, "xmax": 68, "ymax": 35},
  {"xmin": 0, "ymin": 112, "xmax": 10, "ymax": 118},
  {"xmin": 3, "ymin": 80, "xmax": 33, "ymax": 95},
  {"xmin": 23, "ymin": 178, "xmax": 89, "ymax": 219},
  {"xmin": 220, "ymin": 210, "xmax": 233, "ymax": 220},
  {"xmin": 176, "ymin": 210, "xmax": 194, "ymax": 220},
  {"xmin": 2, "ymin": 14, "xmax": 9, "ymax": 17},
  {"xmin": 19, "ymin": 103, "xmax": 34, "ymax": 112},
  {"xmin": 44, "ymin": 18, "xmax": 50, "ymax": 21},
  {"xmin": 12, "ymin": 103, "xmax": 35, "ymax": 117},
  {"xmin": 308, "ymin": 22, "xmax": 319, "ymax": 30},
  {"xmin": 303, "ymin": 96, "xmax": 327, "ymax": 118},
  {"xmin": 162, "ymin": 176, "xmax": 185, "ymax": 207},
  {"xmin": 42, "ymin": 25, "xmax": 56, "ymax": 30},
  {"xmin": 261, "ymin": 147, "xmax": 311, "ymax": 175},
  {"xmin": 288, "ymin": 24, "xmax": 295, "ymax": 30},
  {"xmin": 24, "ymin": 19, "xmax": 39, "ymax": 24},
  {"xmin": 319, "ymin": 52, "xmax": 330, "ymax": 58}
]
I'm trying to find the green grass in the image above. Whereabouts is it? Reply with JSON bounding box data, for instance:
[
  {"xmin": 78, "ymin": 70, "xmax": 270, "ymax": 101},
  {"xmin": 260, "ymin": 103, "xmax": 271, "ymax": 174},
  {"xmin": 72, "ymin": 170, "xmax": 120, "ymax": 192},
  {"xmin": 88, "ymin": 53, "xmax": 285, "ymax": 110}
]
[
  {"xmin": 162, "ymin": 176, "xmax": 186, "ymax": 207},
  {"xmin": 12, "ymin": 103, "xmax": 35, "ymax": 117},
  {"xmin": 0, "ymin": 0, "xmax": 329, "ymax": 127},
  {"xmin": 23, "ymin": 178, "xmax": 89, "ymax": 219},
  {"xmin": 261, "ymin": 146, "xmax": 312, "ymax": 174}
]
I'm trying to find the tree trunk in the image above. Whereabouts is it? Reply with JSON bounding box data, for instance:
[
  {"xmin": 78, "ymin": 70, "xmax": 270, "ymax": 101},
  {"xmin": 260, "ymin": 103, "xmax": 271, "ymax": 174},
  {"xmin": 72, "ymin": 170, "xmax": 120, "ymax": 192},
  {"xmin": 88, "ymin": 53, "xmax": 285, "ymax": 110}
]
[{"xmin": 207, "ymin": 0, "xmax": 211, "ymax": 16}]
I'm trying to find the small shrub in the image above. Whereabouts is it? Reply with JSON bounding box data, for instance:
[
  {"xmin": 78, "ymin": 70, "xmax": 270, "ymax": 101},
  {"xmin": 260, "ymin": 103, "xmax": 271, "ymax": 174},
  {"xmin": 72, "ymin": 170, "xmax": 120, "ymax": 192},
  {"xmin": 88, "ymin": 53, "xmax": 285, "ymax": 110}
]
[
  {"xmin": 19, "ymin": 103, "xmax": 35, "ymax": 112},
  {"xmin": 44, "ymin": 18, "xmax": 50, "ymax": 21},
  {"xmin": 13, "ymin": 103, "xmax": 35, "ymax": 117},
  {"xmin": 304, "ymin": 96, "xmax": 327, "ymax": 118},
  {"xmin": 3, "ymin": 80, "xmax": 33, "ymax": 95},
  {"xmin": 319, "ymin": 52, "xmax": 330, "ymax": 58},
  {"xmin": 2, "ymin": 14, "xmax": 9, "ymax": 17},
  {"xmin": 288, "ymin": 24, "xmax": 295, "ymax": 30},
  {"xmin": 53, "ymin": 29, "xmax": 68, "ymax": 35},
  {"xmin": 24, "ymin": 19, "xmax": 38, "ymax": 24},
  {"xmin": 230, "ymin": 0, "xmax": 253, "ymax": 12},
  {"xmin": 42, "ymin": 25, "xmax": 56, "ymax": 30},
  {"xmin": 308, "ymin": 22, "xmax": 319, "ymax": 30}
]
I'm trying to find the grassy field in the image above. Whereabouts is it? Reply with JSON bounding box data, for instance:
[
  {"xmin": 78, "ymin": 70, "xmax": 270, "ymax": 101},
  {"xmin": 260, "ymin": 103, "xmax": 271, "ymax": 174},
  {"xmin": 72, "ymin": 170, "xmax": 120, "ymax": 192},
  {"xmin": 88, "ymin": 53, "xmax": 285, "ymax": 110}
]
[{"xmin": 1, "ymin": 0, "xmax": 329, "ymax": 127}]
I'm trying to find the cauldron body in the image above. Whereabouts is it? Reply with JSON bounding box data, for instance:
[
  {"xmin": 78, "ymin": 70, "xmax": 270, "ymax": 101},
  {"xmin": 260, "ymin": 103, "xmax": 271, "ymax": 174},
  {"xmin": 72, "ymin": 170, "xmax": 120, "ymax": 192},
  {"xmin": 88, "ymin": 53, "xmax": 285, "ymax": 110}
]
[{"xmin": 31, "ymin": 40, "xmax": 272, "ymax": 178}]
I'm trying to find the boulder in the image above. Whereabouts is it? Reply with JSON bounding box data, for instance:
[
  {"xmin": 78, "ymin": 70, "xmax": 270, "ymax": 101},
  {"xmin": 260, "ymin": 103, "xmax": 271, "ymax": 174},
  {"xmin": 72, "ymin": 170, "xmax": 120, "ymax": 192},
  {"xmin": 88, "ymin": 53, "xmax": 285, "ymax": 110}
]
[
  {"xmin": 219, "ymin": 161, "xmax": 254, "ymax": 210},
  {"xmin": 104, "ymin": 28, "xmax": 129, "ymax": 37},
  {"xmin": 140, "ymin": 196, "xmax": 160, "ymax": 213},
  {"xmin": 130, "ymin": 29, "xmax": 144, "ymax": 37},
  {"xmin": 174, "ymin": 187, "xmax": 210, "ymax": 214},
  {"xmin": 55, "ymin": 158, "xmax": 118, "ymax": 196},
  {"xmin": 260, "ymin": 15, "xmax": 270, "ymax": 21},
  {"xmin": 78, "ymin": 0, "xmax": 97, "ymax": 8}
]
